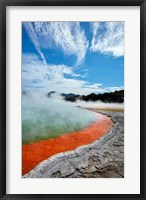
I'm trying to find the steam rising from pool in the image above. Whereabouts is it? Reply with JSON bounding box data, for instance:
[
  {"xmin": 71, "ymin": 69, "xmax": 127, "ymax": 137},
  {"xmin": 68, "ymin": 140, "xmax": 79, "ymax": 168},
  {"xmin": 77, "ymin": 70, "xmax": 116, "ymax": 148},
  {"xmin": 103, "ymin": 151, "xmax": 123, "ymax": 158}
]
[
  {"xmin": 22, "ymin": 93, "xmax": 98, "ymax": 144},
  {"xmin": 72, "ymin": 101, "xmax": 124, "ymax": 110}
]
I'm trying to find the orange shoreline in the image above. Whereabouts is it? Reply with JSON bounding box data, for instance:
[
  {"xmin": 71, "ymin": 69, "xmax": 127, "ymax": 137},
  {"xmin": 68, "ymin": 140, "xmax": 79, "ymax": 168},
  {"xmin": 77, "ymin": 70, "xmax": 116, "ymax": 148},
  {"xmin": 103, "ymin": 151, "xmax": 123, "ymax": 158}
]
[{"xmin": 22, "ymin": 112, "xmax": 113, "ymax": 175}]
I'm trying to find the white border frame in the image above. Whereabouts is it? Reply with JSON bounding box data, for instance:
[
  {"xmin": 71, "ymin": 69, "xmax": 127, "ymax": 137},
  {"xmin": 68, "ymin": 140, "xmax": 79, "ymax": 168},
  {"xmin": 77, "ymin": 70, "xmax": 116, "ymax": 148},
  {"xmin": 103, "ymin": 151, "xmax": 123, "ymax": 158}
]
[{"xmin": 6, "ymin": 6, "xmax": 140, "ymax": 194}]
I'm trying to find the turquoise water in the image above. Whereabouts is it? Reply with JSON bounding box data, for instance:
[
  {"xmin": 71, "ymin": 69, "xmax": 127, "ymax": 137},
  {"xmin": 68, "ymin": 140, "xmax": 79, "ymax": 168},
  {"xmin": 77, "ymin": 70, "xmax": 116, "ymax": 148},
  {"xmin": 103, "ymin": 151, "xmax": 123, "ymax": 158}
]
[{"xmin": 22, "ymin": 94, "xmax": 98, "ymax": 144}]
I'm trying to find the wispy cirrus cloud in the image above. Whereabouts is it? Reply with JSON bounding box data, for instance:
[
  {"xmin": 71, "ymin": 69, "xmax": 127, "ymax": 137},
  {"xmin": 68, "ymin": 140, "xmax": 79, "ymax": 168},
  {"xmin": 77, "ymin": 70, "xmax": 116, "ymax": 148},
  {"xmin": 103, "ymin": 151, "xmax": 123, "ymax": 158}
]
[
  {"xmin": 23, "ymin": 22, "xmax": 89, "ymax": 65},
  {"xmin": 22, "ymin": 53, "xmax": 123, "ymax": 95},
  {"xmin": 22, "ymin": 53, "xmax": 100, "ymax": 94},
  {"xmin": 22, "ymin": 53, "xmax": 80, "ymax": 83},
  {"xmin": 90, "ymin": 22, "xmax": 124, "ymax": 57},
  {"xmin": 23, "ymin": 23, "xmax": 47, "ymax": 64}
]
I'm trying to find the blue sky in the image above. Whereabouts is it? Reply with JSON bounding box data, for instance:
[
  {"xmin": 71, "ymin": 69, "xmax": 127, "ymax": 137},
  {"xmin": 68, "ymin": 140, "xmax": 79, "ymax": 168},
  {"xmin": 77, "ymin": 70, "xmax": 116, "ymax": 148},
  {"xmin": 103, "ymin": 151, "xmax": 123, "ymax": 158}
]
[{"xmin": 22, "ymin": 22, "xmax": 124, "ymax": 95}]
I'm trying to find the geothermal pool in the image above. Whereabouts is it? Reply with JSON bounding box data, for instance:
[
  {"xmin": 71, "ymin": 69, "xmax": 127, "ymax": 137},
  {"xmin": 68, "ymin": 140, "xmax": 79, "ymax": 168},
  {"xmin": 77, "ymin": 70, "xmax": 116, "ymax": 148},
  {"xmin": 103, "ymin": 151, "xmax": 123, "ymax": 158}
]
[
  {"xmin": 22, "ymin": 94, "xmax": 98, "ymax": 144},
  {"xmin": 22, "ymin": 94, "xmax": 113, "ymax": 175}
]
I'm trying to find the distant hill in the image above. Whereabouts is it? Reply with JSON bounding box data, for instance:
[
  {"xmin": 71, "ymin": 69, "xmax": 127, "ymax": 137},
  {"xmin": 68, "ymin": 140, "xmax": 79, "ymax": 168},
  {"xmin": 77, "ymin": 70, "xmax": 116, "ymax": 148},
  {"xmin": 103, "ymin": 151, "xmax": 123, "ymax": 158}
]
[
  {"xmin": 47, "ymin": 90, "xmax": 124, "ymax": 103},
  {"xmin": 61, "ymin": 93, "xmax": 81, "ymax": 100},
  {"xmin": 47, "ymin": 91, "xmax": 57, "ymax": 97},
  {"xmin": 47, "ymin": 91, "xmax": 81, "ymax": 99}
]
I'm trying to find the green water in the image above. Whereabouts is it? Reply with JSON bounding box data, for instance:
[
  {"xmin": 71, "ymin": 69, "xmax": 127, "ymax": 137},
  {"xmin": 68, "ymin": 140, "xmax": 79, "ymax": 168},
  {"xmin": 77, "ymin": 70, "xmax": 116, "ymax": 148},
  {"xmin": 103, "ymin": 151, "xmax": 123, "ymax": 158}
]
[
  {"xmin": 22, "ymin": 96, "xmax": 98, "ymax": 144},
  {"xmin": 22, "ymin": 121, "xmax": 84, "ymax": 144}
]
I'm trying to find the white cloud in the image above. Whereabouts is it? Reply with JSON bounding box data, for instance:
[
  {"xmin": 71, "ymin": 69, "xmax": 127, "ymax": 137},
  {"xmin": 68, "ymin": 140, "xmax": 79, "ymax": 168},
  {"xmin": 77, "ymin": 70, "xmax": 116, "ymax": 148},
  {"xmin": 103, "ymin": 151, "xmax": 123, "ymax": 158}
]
[
  {"xmin": 22, "ymin": 53, "xmax": 79, "ymax": 82},
  {"xmin": 22, "ymin": 53, "xmax": 123, "ymax": 95},
  {"xmin": 90, "ymin": 22, "xmax": 124, "ymax": 57},
  {"xmin": 23, "ymin": 22, "xmax": 89, "ymax": 65},
  {"xmin": 23, "ymin": 23, "xmax": 47, "ymax": 64}
]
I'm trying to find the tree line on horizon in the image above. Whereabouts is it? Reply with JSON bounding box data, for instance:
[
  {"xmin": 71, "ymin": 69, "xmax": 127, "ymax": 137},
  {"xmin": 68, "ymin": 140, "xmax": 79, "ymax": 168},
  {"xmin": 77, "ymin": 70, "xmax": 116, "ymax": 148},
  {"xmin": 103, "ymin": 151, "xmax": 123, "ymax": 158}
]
[{"xmin": 48, "ymin": 90, "xmax": 124, "ymax": 103}]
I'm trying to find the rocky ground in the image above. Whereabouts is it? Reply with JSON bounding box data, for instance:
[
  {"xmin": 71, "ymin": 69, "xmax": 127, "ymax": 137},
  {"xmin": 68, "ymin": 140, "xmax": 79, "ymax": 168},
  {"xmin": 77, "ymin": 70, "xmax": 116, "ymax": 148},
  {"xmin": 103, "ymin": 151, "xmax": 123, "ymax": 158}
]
[{"xmin": 23, "ymin": 110, "xmax": 124, "ymax": 178}]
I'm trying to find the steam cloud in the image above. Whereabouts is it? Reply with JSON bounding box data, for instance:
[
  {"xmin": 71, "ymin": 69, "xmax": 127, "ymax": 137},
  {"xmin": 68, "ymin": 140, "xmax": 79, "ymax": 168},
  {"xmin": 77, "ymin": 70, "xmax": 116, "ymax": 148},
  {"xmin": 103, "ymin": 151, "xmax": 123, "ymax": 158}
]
[
  {"xmin": 72, "ymin": 100, "xmax": 124, "ymax": 110},
  {"xmin": 22, "ymin": 92, "xmax": 98, "ymax": 144}
]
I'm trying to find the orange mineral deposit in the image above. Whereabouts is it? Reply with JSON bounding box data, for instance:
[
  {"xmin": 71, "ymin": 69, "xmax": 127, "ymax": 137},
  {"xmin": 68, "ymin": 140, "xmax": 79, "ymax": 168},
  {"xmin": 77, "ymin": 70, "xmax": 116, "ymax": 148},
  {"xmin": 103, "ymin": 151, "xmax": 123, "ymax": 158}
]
[{"xmin": 22, "ymin": 112, "xmax": 113, "ymax": 175}]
